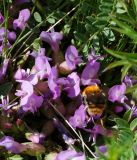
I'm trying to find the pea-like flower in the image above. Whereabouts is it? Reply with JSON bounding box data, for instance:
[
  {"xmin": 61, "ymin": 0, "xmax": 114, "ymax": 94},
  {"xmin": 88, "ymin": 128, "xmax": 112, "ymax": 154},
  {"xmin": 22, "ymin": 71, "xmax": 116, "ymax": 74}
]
[
  {"xmin": 124, "ymin": 75, "xmax": 137, "ymax": 87},
  {"xmin": 56, "ymin": 149, "xmax": 86, "ymax": 160},
  {"xmin": 69, "ymin": 104, "xmax": 86, "ymax": 128},
  {"xmin": 40, "ymin": 31, "xmax": 63, "ymax": 53},
  {"xmin": 16, "ymin": 81, "xmax": 43, "ymax": 113},
  {"xmin": 0, "ymin": 27, "xmax": 16, "ymax": 42},
  {"xmin": 21, "ymin": 93, "xmax": 43, "ymax": 113},
  {"xmin": 81, "ymin": 60, "xmax": 100, "ymax": 86},
  {"xmin": 108, "ymin": 83, "xmax": 127, "ymax": 103},
  {"xmin": 65, "ymin": 45, "xmax": 82, "ymax": 70},
  {"xmin": 48, "ymin": 67, "xmax": 61, "ymax": 99},
  {"xmin": 13, "ymin": 9, "xmax": 30, "ymax": 30},
  {"xmin": 0, "ymin": 136, "xmax": 26, "ymax": 153},
  {"xmin": 34, "ymin": 48, "xmax": 51, "ymax": 80},
  {"xmin": 64, "ymin": 72, "xmax": 80, "ymax": 98}
]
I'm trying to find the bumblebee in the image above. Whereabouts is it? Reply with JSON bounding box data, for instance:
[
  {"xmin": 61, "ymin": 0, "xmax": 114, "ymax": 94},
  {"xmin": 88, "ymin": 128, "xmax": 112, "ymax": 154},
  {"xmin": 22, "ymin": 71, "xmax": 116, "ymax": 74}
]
[{"xmin": 82, "ymin": 85, "xmax": 106, "ymax": 117}]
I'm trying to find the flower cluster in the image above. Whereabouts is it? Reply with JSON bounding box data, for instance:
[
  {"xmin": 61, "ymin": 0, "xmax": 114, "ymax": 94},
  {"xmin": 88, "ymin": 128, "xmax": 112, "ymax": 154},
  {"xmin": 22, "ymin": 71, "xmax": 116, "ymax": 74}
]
[{"xmin": 0, "ymin": 3, "xmax": 137, "ymax": 160}]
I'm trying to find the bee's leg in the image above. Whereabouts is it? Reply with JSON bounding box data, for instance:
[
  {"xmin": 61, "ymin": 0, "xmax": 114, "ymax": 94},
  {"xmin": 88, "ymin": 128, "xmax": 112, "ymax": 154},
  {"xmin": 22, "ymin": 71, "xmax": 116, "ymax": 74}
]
[
  {"xmin": 82, "ymin": 94, "xmax": 88, "ymax": 106},
  {"xmin": 92, "ymin": 134, "xmax": 97, "ymax": 143},
  {"xmin": 100, "ymin": 117, "xmax": 105, "ymax": 128},
  {"xmin": 91, "ymin": 116, "xmax": 96, "ymax": 124}
]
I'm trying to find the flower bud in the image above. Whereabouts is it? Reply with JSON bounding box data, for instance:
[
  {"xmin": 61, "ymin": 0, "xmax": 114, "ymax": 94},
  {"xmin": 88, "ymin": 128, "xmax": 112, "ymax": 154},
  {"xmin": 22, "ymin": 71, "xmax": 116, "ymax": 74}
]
[{"xmin": 58, "ymin": 61, "xmax": 72, "ymax": 75}]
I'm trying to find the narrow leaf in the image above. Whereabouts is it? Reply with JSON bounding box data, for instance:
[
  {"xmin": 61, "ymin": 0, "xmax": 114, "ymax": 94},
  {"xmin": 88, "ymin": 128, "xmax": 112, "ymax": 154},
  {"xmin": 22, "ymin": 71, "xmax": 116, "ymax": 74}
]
[
  {"xmin": 115, "ymin": 118, "xmax": 129, "ymax": 129},
  {"xmin": 104, "ymin": 60, "xmax": 129, "ymax": 72},
  {"xmin": 133, "ymin": 0, "xmax": 137, "ymax": 16},
  {"xmin": 123, "ymin": 109, "xmax": 132, "ymax": 122},
  {"xmin": 121, "ymin": 64, "xmax": 131, "ymax": 81},
  {"xmin": 130, "ymin": 118, "xmax": 137, "ymax": 131},
  {"xmin": 104, "ymin": 47, "xmax": 126, "ymax": 59}
]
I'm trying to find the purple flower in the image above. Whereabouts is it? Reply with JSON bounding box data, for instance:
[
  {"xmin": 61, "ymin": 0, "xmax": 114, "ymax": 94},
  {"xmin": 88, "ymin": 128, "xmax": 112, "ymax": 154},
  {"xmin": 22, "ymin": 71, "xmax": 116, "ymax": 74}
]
[
  {"xmin": 0, "ymin": 136, "xmax": 25, "ymax": 153},
  {"xmin": 56, "ymin": 149, "xmax": 86, "ymax": 160},
  {"xmin": 16, "ymin": 81, "xmax": 43, "ymax": 113},
  {"xmin": 0, "ymin": 41, "xmax": 11, "ymax": 54},
  {"xmin": 14, "ymin": 68, "xmax": 29, "ymax": 80},
  {"xmin": 124, "ymin": 75, "xmax": 137, "ymax": 87},
  {"xmin": 40, "ymin": 31, "xmax": 63, "ymax": 53},
  {"xmin": 48, "ymin": 67, "xmax": 61, "ymax": 99},
  {"xmin": 30, "ymin": 48, "xmax": 46, "ymax": 58},
  {"xmin": 65, "ymin": 45, "xmax": 82, "ymax": 70},
  {"xmin": 34, "ymin": 48, "xmax": 51, "ymax": 79},
  {"xmin": 7, "ymin": 31, "xmax": 16, "ymax": 42},
  {"xmin": 14, "ymin": 68, "xmax": 38, "ymax": 85},
  {"xmin": 13, "ymin": 9, "xmax": 30, "ymax": 30},
  {"xmin": 108, "ymin": 83, "xmax": 127, "ymax": 103},
  {"xmin": 0, "ymin": 27, "xmax": 5, "ymax": 42},
  {"xmin": 65, "ymin": 72, "xmax": 80, "ymax": 98},
  {"xmin": 69, "ymin": 104, "xmax": 86, "ymax": 128},
  {"xmin": 81, "ymin": 60, "xmax": 100, "ymax": 86},
  {"xmin": 0, "ymin": 28, "xmax": 16, "ymax": 54},
  {"xmin": 0, "ymin": 28, "xmax": 16, "ymax": 43},
  {"xmin": 22, "ymin": 93, "xmax": 43, "ymax": 113},
  {"xmin": 0, "ymin": 59, "xmax": 9, "ymax": 80},
  {"xmin": 88, "ymin": 49, "xmax": 104, "ymax": 61},
  {"xmin": 16, "ymin": 80, "xmax": 33, "ymax": 97},
  {"xmin": 98, "ymin": 145, "xmax": 107, "ymax": 154},
  {"xmin": 0, "ymin": 95, "xmax": 18, "ymax": 110}
]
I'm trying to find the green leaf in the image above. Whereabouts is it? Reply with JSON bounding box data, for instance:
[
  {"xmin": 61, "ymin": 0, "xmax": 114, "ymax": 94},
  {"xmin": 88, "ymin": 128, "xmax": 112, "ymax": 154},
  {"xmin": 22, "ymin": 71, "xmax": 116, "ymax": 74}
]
[
  {"xmin": 104, "ymin": 60, "xmax": 129, "ymax": 72},
  {"xmin": 7, "ymin": 0, "xmax": 12, "ymax": 3},
  {"xmin": 32, "ymin": 38, "xmax": 41, "ymax": 51},
  {"xmin": 47, "ymin": 18, "xmax": 55, "ymax": 24},
  {"xmin": 104, "ymin": 47, "xmax": 126, "ymax": 59},
  {"xmin": 126, "ymin": 84, "xmax": 137, "ymax": 94},
  {"xmin": 74, "ymin": 31, "xmax": 87, "ymax": 42},
  {"xmin": 123, "ymin": 109, "xmax": 132, "ymax": 122},
  {"xmin": 132, "ymin": 88, "xmax": 137, "ymax": 101},
  {"xmin": 103, "ymin": 27, "xmax": 115, "ymax": 41},
  {"xmin": 63, "ymin": 24, "xmax": 71, "ymax": 35},
  {"xmin": 115, "ymin": 118, "xmax": 129, "ymax": 129},
  {"xmin": 92, "ymin": 20, "xmax": 106, "ymax": 28},
  {"xmin": 104, "ymin": 48, "xmax": 137, "ymax": 65},
  {"xmin": 111, "ymin": 18, "xmax": 137, "ymax": 43},
  {"xmin": 119, "ymin": 130, "xmax": 133, "ymax": 143},
  {"xmin": 133, "ymin": 0, "xmax": 137, "ymax": 16},
  {"xmin": 92, "ymin": 35, "xmax": 99, "ymax": 50},
  {"xmin": 34, "ymin": 12, "xmax": 42, "ymax": 23},
  {"xmin": 0, "ymin": 82, "xmax": 13, "ymax": 96},
  {"xmin": 9, "ymin": 155, "xmax": 23, "ymax": 160},
  {"xmin": 130, "ymin": 118, "xmax": 137, "ymax": 131}
]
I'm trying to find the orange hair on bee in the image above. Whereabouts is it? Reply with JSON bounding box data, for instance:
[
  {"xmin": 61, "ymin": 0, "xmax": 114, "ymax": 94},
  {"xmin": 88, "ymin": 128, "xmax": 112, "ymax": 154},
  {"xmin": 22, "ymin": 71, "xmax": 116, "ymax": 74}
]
[{"xmin": 82, "ymin": 85, "xmax": 101, "ymax": 95}]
